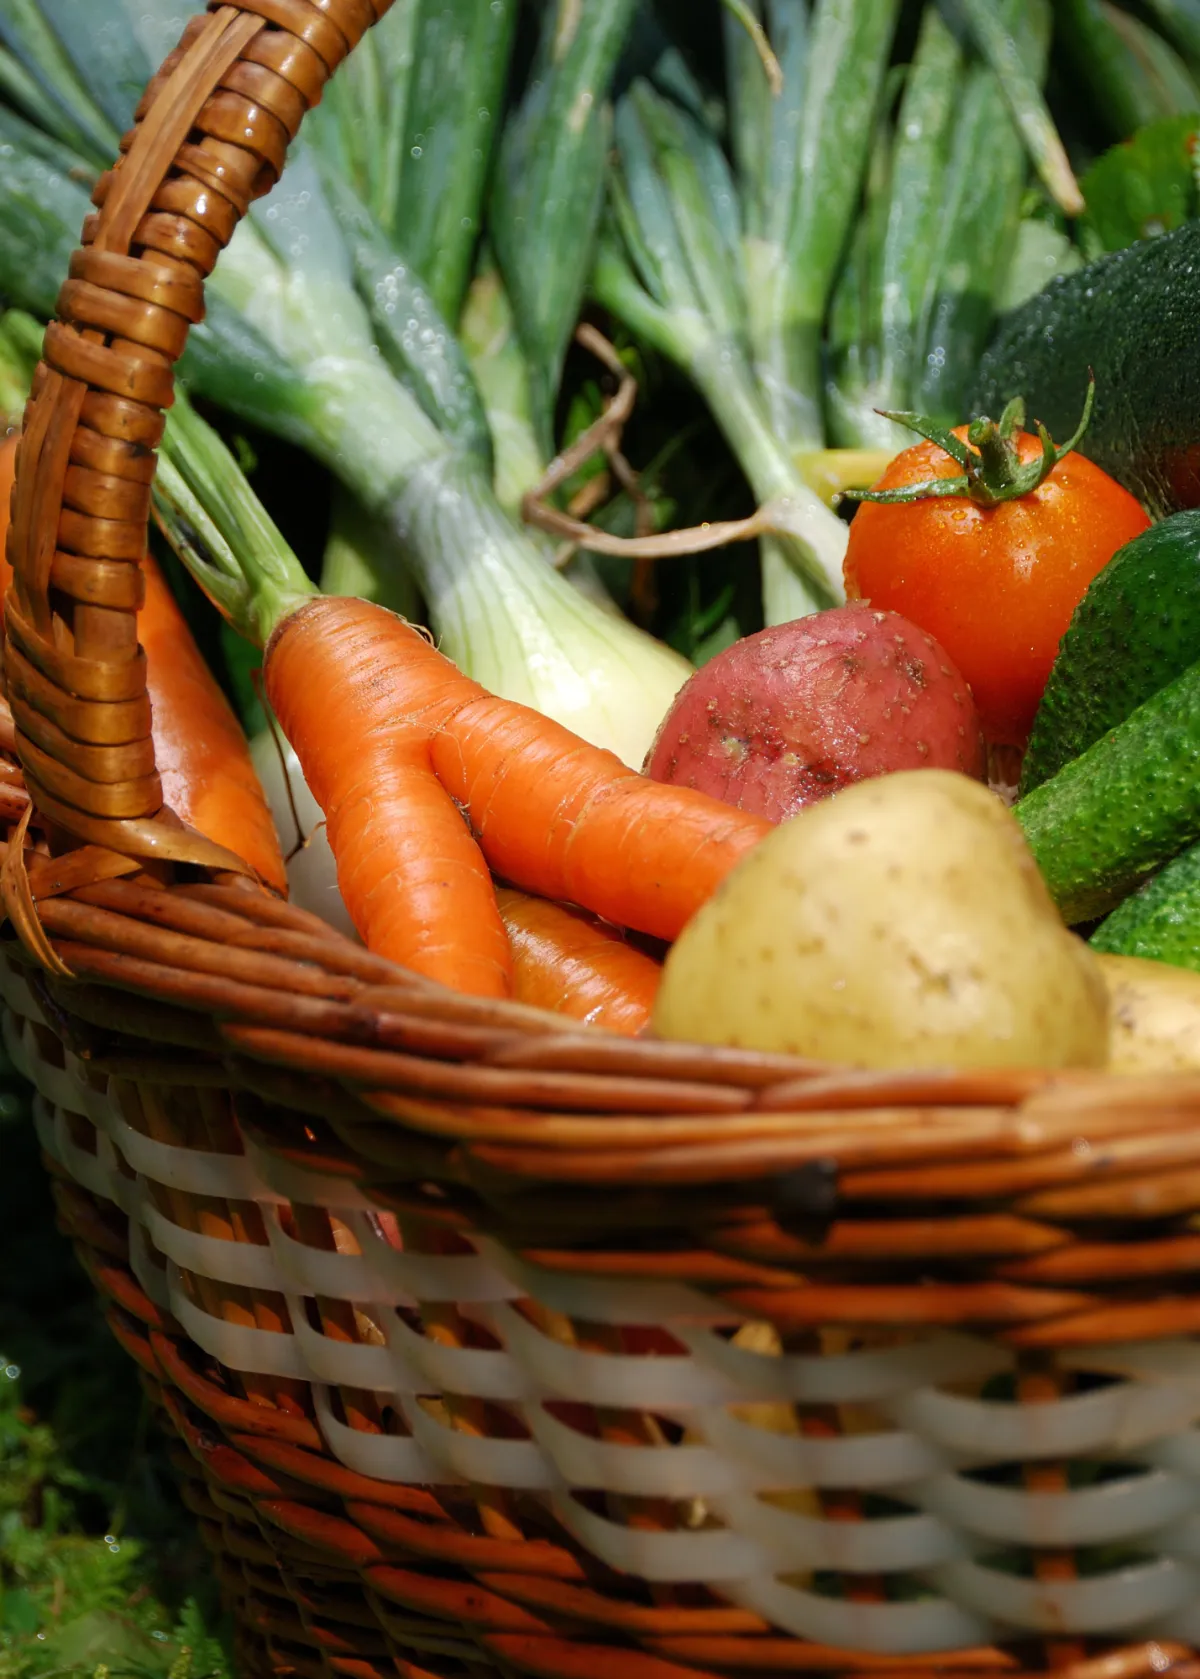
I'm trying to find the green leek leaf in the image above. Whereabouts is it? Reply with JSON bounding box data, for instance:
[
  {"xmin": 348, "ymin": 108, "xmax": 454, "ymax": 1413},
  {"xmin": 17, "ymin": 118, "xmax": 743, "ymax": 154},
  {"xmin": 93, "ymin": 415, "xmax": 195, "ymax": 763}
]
[
  {"xmin": 393, "ymin": 0, "xmax": 518, "ymax": 324},
  {"xmin": 1102, "ymin": 1, "xmax": 1200, "ymax": 119},
  {"xmin": 181, "ymin": 298, "xmax": 331, "ymax": 462},
  {"xmin": 249, "ymin": 145, "xmax": 354, "ymax": 291},
  {"xmin": 491, "ymin": 0, "xmax": 636, "ymax": 446},
  {"xmin": 324, "ymin": 170, "xmax": 493, "ymax": 465},
  {"xmin": 726, "ymin": 0, "xmax": 809, "ymax": 248},
  {"xmin": 629, "ymin": 78, "xmax": 747, "ymax": 345},
  {"xmin": 754, "ymin": 0, "xmax": 901, "ymax": 455},
  {"xmin": 877, "ymin": 4, "xmax": 962, "ymax": 405},
  {"xmin": 459, "ymin": 250, "xmax": 545, "ymax": 511},
  {"xmin": 0, "ymin": 0, "xmax": 118, "ymax": 165},
  {"xmin": 913, "ymin": 0, "xmax": 1049, "ymax": 423},
  {"xmin": 611, "ymin": 88, "xmax": 699, "ymax": 313},
  {"xmin": 306, "ymin": 0, "xmax": 420, "ymax": 245},
  {"xmin": 1055, "ymin": 0, "xmax": 1195, "ymax": 138},
  {"xmin": 1142, "ymin": 0, "xmax": 1200, "ymax": 68},
  {"xmin": 35, "ymin": 0, "xmax": 189, "ymax": 134},
  {"xmin": 0, "ymin": 108, "xmax": 90, "ymax": 317}
]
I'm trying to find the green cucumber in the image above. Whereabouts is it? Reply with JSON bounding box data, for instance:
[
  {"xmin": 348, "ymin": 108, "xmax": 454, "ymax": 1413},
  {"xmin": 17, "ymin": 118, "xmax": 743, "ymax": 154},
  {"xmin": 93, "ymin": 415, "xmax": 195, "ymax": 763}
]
[
  {"xmin": 1015, "ymin": 659, "xmax": 1200, "ymax": 923},
  {"xmin": 1091, "ymin": 840, "xmax": 1200, "ymax": 969},
  {"xmin": 1021, "ymin": 510, "xmax": 1200, "ymax": 794},
  {"xmin": 972, "ymin": 220, "xmax": 1200, "ymax": 517}
]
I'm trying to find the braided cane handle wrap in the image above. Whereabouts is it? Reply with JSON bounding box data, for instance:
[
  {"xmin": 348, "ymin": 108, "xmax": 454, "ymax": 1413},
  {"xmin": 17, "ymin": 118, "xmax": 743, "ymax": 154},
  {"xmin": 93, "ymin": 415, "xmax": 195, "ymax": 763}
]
[{"xmin": 3, "ymin": 0, "xmax": 391, "ymax": 873}]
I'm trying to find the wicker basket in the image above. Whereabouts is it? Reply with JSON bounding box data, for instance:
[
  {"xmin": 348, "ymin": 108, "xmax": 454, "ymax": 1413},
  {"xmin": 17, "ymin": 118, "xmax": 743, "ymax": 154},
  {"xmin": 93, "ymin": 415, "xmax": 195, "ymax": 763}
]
[{"xmin": 8, "ymin": 5, "xmax": 1200, "ymax": 1677}]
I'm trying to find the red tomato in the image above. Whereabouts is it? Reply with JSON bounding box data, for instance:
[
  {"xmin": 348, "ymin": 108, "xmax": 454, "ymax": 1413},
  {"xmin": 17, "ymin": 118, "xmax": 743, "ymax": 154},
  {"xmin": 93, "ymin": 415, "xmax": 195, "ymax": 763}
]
[{"xmin": 843, "ymin": 427, "xmax": 1150, "ymax": 747}]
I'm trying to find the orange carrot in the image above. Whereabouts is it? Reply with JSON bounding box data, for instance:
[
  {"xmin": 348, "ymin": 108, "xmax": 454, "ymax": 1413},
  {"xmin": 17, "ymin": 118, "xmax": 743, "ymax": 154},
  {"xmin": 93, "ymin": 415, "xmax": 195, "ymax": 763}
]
[
  {"xmin": 261, "ymin": 596, "xmax": 766, "ymax": 952},
  {"xmin": 0, "ymin": 433, "xmax": 286, "ymax": 893},
  {"xmin": 495, "ymin": 885, "xmax": 660, "ymax": 1034},
  {"xmin": 429, "ymin": 691, "xmax": 771, "ymax": 941},
  {"xmin": 139, "ymin": 551, "xmax": 286, "ymax": 895},
  {"xmin": 264, "ymin": 596, "xmax": 513, "ymax": 997}
]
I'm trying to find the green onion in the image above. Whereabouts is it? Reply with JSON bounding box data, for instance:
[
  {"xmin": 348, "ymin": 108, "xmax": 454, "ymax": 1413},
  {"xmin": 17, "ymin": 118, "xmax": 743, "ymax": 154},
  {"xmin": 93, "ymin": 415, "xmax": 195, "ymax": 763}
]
[
  {"xmin": 305, "ymin": 0, "xmax": 420, "ymax": 251},
  {"xmin": 719, "ymin": 0, "xmax": 783, "ymax": 93},
  {"xmin": 325, "ymin": 173, "xmax": 494, "ymax": 469},
  {"xmin": 153, "ymin": 390, "xmax": 316, "ymax": 644},
  {"xmin": 1054, "ymin": 0, "xmax": 1198, "ymax": 137},
  {"xmin": 0, "ymin": 107, "xmax": 98, "ymax": 318},
  {"xmin": 827, "ymin": 0, "xmax": 1050, "ymax": 436},
  {"xmin": 912, "ymin": 0, "xmax": 1050, "ymax": 425},
  {"xmin": 307, "ymin": 0, "xmax": 517, "ymax": 326},
  {"xmin": 491, "ymin": 0, "xmax": 636, "ymax": 450},
  {"xmin": 1140, "ymin": 0, "xmax": 1200, "ymax": 68},
  {"xmin": 858, "ymin": 5, "xmax": 962, "ymax": 443},
  {"xmin": 458, "ymin": 251, "xmax": 545, "ymax": 516},
  {"xmin": 595, "ymin": 28, "xmax": 864, "ymax": 624},
  {"xmin": 741, "ymin": 0, "xmax": 901, "ymax": 459},
  {"xmin": 825, "ymin": 72, "xmax": 900, "ymax": 451},
  {"xmin": 0, "ymin": 0, "xmax": 117, "ymax": 166},
  {"xmin": 1101, "ymin": 2, "xmax": 1200, "ymax": 117},
  {"xmin": 951, "ymin": 0, "xmax": 1083, "ymax": 216}
]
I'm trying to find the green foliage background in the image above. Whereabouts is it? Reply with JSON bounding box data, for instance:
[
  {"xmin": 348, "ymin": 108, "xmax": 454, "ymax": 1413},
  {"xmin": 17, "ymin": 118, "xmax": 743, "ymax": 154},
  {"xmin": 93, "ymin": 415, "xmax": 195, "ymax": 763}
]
[{"xmin": 0, "ymin": 1046, "xmax": 231, "ymax": 1678}]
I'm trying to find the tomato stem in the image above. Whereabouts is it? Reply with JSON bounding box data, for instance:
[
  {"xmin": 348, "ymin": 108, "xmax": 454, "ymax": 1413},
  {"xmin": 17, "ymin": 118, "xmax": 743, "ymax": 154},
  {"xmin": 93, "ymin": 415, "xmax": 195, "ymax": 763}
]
[{"xmin": 841, "ymin": 376, "xmax": 1096, "ymax": 510}]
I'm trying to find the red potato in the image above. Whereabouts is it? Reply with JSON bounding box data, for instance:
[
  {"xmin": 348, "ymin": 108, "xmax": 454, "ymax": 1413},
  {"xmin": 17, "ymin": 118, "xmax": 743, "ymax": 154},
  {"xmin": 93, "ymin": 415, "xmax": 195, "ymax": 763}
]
[{"xmin": 645, "ymin": 605, "xmax": 986, "ymax": 822}]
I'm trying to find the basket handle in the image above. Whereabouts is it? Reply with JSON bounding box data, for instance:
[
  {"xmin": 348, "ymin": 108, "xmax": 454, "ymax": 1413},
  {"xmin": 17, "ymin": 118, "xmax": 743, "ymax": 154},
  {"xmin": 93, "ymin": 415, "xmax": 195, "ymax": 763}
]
[{"xmin": 3, "ymin": 0, "xmax": 391, "ymax": 877}]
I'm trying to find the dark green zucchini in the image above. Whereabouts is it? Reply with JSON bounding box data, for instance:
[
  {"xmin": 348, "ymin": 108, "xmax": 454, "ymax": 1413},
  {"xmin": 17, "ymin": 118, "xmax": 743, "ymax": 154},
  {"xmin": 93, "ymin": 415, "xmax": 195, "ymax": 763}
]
[{"xmin": 972, "ymin": 220, "xmax": 1200, "ymax": 516}]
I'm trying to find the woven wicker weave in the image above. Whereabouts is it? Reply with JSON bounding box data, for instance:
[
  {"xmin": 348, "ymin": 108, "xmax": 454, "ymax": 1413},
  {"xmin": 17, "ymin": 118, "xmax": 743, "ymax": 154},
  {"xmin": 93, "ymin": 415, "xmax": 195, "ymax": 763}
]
[{"xmin": 7, "ymin": 4, "xmax": 1200, "ymax": 1677}]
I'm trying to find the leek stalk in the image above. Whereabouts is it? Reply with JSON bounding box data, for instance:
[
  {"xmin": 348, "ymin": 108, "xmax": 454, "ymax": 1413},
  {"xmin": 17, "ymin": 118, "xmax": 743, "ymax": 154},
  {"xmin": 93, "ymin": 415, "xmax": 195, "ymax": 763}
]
[
  {"xmin": 1054, "ymin": 0, "xmax": 1199, "ymax": 137},
  {"xmin": 0, "ymin": 0, "xmax": 118, "ymax": 166},
  {"xmin": 825, "ymin": 0, "xmax": 1059, "ymax": 439},
  {"xmin": 306, "ymin": 0, "xmax": 517, "ymax": 326},
  {"xmin": 1141, "ymin": 0, "xmax": 1200, "ymax": 68},
  {"xmin": 951, "ymin": 0, "xmax": 1083, "ymax": 215},
  {"xmin": 594, "ymin": 43, "xmax": 857, "ymax": 625},
  {"xmin": 491, "ymin": 0, "xmax": 637, "ymax": 449},
  {"xmin": 737, "ymin": 0, "xmax": 901, "ymax": 461},
  {"xmin": 912, "ymin": 0, "xmax": 1051, "ymax": 423},
  {"xmin": 458, "ymin": 252, "xmax": 545, "ymax": 517},
  {"xmin": 826, "ymin": 5, "xmax": 962, "ymax": 449}
]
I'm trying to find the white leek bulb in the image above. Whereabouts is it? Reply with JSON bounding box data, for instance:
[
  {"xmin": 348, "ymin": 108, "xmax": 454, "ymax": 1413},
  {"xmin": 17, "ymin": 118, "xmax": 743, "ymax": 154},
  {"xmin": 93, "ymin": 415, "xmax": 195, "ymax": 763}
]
[{"xmin": 388, "ymin": 453, "xmax": 692, "ymax": 769}]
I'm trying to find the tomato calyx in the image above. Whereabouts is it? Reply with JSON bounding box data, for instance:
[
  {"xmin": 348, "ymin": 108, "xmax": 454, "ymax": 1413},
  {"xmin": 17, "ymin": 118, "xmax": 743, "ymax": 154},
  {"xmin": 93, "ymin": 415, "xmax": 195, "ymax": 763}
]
[{"xmin": 843, "ymin": 376, "xmax": 1096, "ymax": 511}]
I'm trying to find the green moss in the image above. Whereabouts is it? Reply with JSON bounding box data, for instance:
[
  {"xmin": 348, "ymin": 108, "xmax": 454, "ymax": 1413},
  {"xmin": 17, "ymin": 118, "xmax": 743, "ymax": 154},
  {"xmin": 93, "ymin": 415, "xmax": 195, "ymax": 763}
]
[{"xmin": 0, "ymin": 1057, "xmax": 230, "ymax": 1678}]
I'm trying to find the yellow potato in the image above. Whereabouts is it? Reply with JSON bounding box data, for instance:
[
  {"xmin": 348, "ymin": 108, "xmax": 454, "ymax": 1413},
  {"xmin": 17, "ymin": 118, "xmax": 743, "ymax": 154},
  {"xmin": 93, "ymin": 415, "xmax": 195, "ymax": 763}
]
[
  {"xmin": 653, "ymin": 769, "xmax": 1108, "ymax": 1070},
  {"xmin": 1098, "ymin": 951, "xmax": 1200, "ymax": 1073}
]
